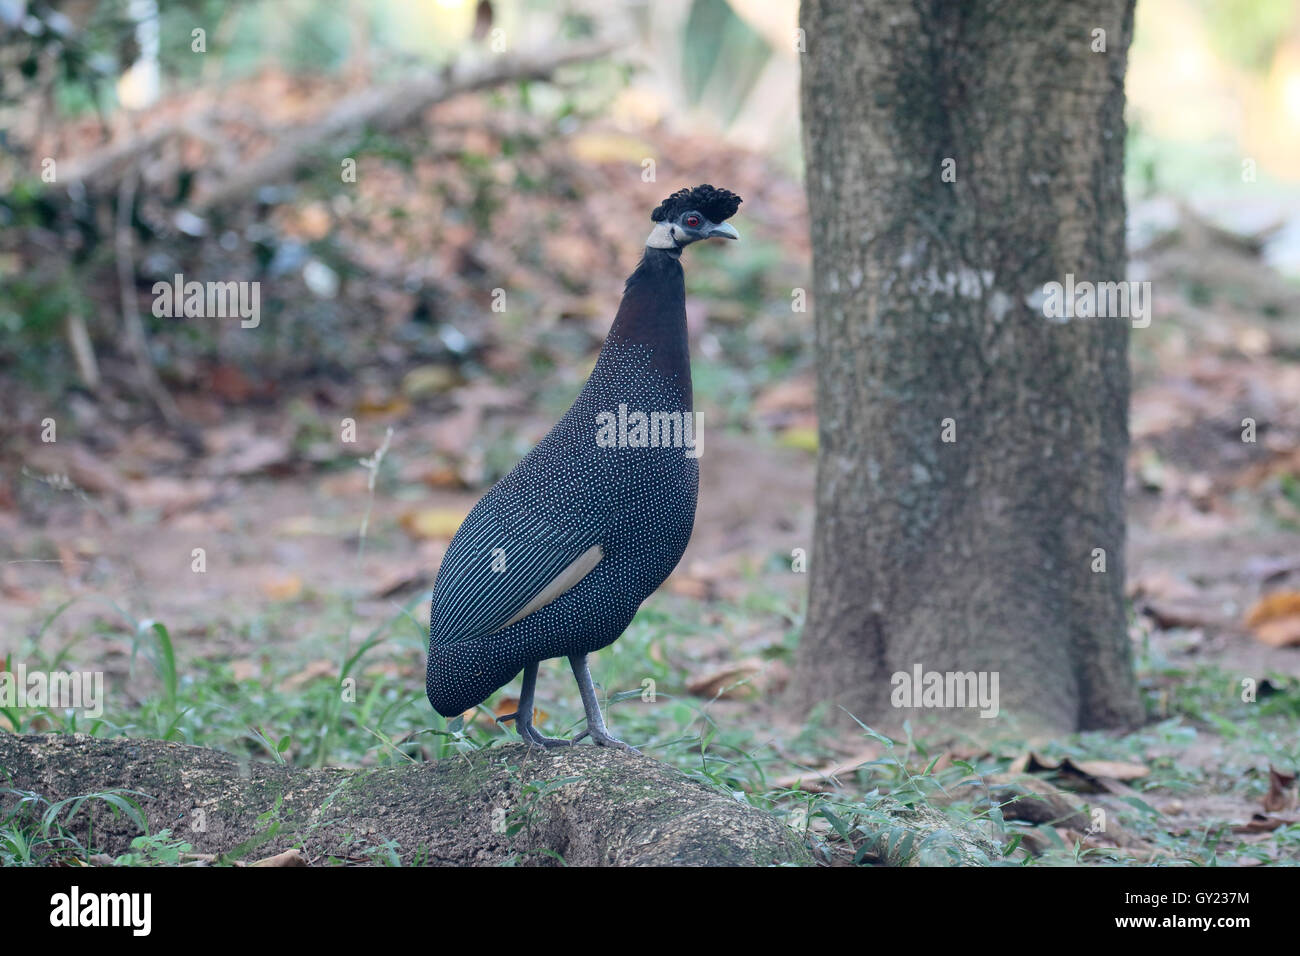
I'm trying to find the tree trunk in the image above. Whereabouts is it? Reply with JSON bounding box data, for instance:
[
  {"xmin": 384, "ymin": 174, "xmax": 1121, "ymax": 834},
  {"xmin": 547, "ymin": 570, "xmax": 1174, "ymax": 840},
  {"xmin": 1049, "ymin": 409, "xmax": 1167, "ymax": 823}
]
[{"xmin": 791, "ymin": 0, "xmax": 1143, "ymax": 733}]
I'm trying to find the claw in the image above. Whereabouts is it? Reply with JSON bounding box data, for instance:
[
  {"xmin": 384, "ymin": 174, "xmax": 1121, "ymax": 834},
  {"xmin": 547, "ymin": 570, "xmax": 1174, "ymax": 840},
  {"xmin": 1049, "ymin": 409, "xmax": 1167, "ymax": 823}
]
[
  {"xmin": 519, "ymin": 721, "xmax": 573, "ymax": 748},
  {"xmin": 588, "ymin": 728, "xmax": 639, "ymax": 754}
]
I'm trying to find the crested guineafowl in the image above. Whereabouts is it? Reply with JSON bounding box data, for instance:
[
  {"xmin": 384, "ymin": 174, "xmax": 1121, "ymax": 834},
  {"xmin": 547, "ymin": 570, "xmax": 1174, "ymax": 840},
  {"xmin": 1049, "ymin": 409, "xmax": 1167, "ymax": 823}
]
[{"xmin": 426, "ymin": 184, "xmax": 742, "ymax": 751}]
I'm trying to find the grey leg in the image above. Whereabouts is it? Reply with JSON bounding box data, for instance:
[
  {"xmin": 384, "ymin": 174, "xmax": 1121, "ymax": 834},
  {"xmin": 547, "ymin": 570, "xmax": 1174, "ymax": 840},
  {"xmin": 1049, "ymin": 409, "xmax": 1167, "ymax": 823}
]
[
  {"xmin": 508, "ymin": 661, "xmax": 572, "ymax": 748},
  {"xmin": 570, "ymin": 654, "xmax": 637, "ymax": 753}
]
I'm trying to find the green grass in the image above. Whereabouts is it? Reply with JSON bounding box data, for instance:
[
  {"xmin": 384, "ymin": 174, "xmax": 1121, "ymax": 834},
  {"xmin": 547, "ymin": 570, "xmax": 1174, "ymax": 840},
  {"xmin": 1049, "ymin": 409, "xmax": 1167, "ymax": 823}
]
[
  {"xmin": 0, "ymin": 782, "xmax": 149, "ymax": 866},
  {"xmin": 4, "ymin": 570, "xmax": 1298, "ymax": 866}
]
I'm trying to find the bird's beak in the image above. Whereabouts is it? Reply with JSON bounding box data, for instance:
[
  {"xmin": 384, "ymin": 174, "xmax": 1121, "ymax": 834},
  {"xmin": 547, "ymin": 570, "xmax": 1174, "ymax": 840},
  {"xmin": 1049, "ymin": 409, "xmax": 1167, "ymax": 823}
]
[{"xmin": 707, "ymin": 222, "xmax": 739, "ymax": 241}]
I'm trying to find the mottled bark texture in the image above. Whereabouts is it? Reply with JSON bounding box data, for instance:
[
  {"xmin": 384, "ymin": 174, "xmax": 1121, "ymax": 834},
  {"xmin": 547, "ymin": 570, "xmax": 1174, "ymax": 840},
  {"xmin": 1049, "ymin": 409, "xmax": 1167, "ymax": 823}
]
[
  {"xmin": 0, "ymin": 735, "xmax": 810, "ymax": 866},
  {"xmin": 791, "ymin": 0, "xmax": 1143, "ymax": 732}
]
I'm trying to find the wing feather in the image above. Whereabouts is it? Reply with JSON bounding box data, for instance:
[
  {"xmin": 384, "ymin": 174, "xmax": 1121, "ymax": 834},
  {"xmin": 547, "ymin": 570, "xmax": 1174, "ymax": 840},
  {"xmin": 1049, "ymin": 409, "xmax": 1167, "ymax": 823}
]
[{"xmin": 429, "ymin": 440, "xmax": 606, "ymax": 647}]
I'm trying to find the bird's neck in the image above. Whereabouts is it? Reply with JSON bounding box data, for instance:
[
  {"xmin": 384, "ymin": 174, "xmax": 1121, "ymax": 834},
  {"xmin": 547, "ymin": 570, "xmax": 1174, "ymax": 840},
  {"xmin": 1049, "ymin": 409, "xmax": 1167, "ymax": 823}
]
[{"xmin": 598, "ymin": 246, "xmax": 691, "ymax": 406}]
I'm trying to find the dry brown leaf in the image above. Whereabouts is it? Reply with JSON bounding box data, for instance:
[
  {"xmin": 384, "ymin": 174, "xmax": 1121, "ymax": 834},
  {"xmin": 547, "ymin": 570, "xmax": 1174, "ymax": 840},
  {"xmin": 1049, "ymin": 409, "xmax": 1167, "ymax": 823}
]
[
  {"xmin": 1128, "ymin": 570, "xmax": 1201, "ymax": 602},
  {"xmin": 1245, "ymin": 591, "xmax": 1300, "ymax": 647},
  {"xmin": 491, "ymin": 696, "xmax": 547, "ymax": 724},
  {"xmin": 56, "ymin": 543, "xmax": 82, "ymax": 579},
  {"xmin": 1232, "ymin": 447, "xmax": 1300, "ymax": 490},
  {"xmin": 24, "ymin": 445, "xmax": 123, "ymax": 499},
  {"xmin": 122, "ymin": 477, "xmax": 217, "ymax": 516},
  {"xmin": 1, "ymin": 566, "xmax": 40, "ymax": 606},
  {"xmin": 252, "ymin": 848, "xmax": 308, "ymax": 867},
  {"xmin": 274, "ymin": 515, "xmax": 341, "ymax": 537},
  {"xmin": 753, "ymin": 378, "xmax": 816, "ymax": 421},
  {"xmin": 287, "ymin": 201, "xmax": 332, "ymax": 241},
  {"xmin": 172, "ymin": 510, "xmax": 233, "ymax": 533},
  {"xmin": 368, "ymin": 564, "xmax": 428, "ymax": 598},
  {"xmin": 1253, "ymin": 618, "xmax": 1300, "ymax": 647},
  {"xmin": 207, "ymin": 364, "xmax": 259, "ymax": 404},
  {"xmin": 686, "ymin": 658, "xmax": 790, "ymax": 700},
  {"xmin": 1008, "ymin": 752, "xmax": 1149, "ymax": 788},
  {"xmin": 770, "ymin": 746, "xmax": 883, "ymax": 793},
  {"xmin": 208, "ymin": 434, "xmax": 293, "ymax": 477},
  {"xmin": 279, "ymin": 659, "xmax": 336, "ymax": 691},
  {"xmin": 1008, "ymin": 751, "xmax": 1053, "ymax": 775},
  {"xmin": 1141, "ymin": 597, "xmax": 1219, "ymax": 631},
  {"xmin": 431, "ymin": 407, "xmax": 483, "ymax": 454},
  {"xmin": 231, "ymin": 659, "xmax": 260, "ymax": 682},
  {"xmin": 1263, "ymin": 765, "xmax": 1297, "ymax": 813},
  {"xmin": 412, "ymin": 464, "xmax": 465, "ymax": 489},
  {"xmin": 356, "ymin": 391, "xmax": 411, "ymax": 418},
  {"xmin": 319, "ymin": 470, "xmax": 370, "ymax": 497},
  {"xmin": 399, "ymin": 508, "xmax": 468, "ymax": 540},
  {"xmin": 1233, "ymin": 813, "xmax": 1290, "ymax": 834},
  {"xmin": 992, "ymin": 777, "xmax": 1091, "ymax": 829},
  {"xmin": 260, "ymin": 573, "xmax": 303, "ymax": 601},
  {"xmin": 1245, "ymin": 590, "xmax": 1300, "ymax": 625},
  {"xmin": 1068, "ymin": 759, "xmax": 1151, "ymax": 782},
  {"xmin": 666, "ymin": 575, "xmax": 714, "ymax": 600}
]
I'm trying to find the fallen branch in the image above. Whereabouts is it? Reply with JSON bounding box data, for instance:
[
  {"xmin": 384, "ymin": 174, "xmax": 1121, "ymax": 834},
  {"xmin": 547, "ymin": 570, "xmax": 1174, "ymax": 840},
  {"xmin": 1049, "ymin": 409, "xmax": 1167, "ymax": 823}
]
[
  {"xmin": 47, "ymin": 37, "xmax": 618, "ymax": 208},
  {"xmin": 0, "ymin": 734, "xmax": 809, "ymax": 867},
  {"xmin": 191, "ymin": 37, "xmax": 621, "ymax": 211},
  {"xmin": 60, "ymin": 119, "xmax": 195, "ymax": 193}
]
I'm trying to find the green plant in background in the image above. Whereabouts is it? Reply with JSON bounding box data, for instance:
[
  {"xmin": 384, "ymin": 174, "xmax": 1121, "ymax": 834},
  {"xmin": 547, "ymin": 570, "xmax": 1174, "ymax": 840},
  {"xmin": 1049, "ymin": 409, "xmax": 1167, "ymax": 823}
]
[
  {"xmin": 9, "ymin": 578, "xmax": 1300, "ymax": 865},
  {"xmin": 114, "ymin": 829, "xmax": 194, "ymax": 866},
  {"xmin": 681, "ymin": 0, "xmax": 772, "ymax": 124},
  {"xmin": 0, "ymin": 783, "xmax": 148, "ymax": 866},
  {"xmin": 1198, "ymin": 0, "xmax": 1299, "ymax": 73}
]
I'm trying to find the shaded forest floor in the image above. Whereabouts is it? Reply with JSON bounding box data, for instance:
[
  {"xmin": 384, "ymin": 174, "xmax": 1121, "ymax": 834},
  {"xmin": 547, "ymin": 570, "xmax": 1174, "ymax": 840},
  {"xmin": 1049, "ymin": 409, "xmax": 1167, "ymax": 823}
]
[{"xmin": 3, "ymin": 78, "xmax": 1300, "ymax": 864}]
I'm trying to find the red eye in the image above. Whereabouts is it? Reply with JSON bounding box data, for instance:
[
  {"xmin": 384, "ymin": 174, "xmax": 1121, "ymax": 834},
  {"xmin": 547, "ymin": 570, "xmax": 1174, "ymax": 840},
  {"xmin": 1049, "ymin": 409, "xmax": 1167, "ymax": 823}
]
[{"xmin": 685, "ymin": 215, "xmax": 701, "ymax": 227}]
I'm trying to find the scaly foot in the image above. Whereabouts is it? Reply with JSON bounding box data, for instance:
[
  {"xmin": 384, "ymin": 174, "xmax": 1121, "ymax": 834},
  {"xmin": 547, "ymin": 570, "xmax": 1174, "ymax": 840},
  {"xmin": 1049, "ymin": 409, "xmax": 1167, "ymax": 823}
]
[
  {"xmin": 520, "ymin": 721, "xmax": 573, "ymax": 748},
  {"xmin": 499, "ymin": 710, "xmax": 573, "ymax": 748},
  {"xmin": 585, "ymin": 725, "xmax": 639, "ymax": 754}
]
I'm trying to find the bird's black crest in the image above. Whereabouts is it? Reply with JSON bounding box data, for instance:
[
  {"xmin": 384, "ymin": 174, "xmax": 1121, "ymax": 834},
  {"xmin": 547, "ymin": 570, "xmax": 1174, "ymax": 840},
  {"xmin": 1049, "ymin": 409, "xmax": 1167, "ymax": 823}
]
[{"xmin": 650, "ymin": 184, "xmax": 742, "ymax": 224}]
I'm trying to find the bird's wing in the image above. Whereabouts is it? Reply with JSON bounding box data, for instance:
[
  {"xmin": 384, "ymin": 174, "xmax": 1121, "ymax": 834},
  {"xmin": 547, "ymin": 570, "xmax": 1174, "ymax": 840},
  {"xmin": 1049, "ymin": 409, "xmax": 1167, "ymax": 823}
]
[{"xmin": 429, "ymin": 445, "xmax": 607, "ymax": 647}]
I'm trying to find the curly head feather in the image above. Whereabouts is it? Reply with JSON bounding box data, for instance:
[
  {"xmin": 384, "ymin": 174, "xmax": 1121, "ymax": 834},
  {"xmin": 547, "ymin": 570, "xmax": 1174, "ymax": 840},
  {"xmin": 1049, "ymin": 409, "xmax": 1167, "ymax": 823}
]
[{"xmin": 650, "ymin": 184, "xmax": 743, "ymax": 224}]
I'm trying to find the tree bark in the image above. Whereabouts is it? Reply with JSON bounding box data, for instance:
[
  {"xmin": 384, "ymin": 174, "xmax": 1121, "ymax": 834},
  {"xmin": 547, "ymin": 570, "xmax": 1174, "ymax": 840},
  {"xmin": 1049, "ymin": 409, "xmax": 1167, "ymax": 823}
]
[
  {"xmin": 0, "ymin": 734, "xmax": 810, "ymax": 866},
  {"xmin": 792, "ymin": 0, "xmax": 1143, "ymax": 732}
]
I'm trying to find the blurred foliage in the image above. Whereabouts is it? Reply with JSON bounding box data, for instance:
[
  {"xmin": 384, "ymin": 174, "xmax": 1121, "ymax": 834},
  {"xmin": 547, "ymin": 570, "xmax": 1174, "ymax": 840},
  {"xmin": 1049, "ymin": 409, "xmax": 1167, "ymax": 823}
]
[
  {"xmin": 1197, "ymin": 0, "xmax": 1299, "ymax": 73},
  {"xmin": 682, "ymin": 0, "xmax": 771, "ymax": 124}
]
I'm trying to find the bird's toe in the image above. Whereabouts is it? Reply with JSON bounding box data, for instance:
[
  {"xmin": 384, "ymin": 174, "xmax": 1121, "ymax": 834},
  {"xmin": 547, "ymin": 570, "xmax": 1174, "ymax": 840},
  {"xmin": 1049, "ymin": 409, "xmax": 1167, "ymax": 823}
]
[
  {"xmin": 519, "ymin": 723, "xmax": 573, "ymax": 748},
  {"xmin": 589, "ymin": 730, "xmax": 639, "ymax": 754}
]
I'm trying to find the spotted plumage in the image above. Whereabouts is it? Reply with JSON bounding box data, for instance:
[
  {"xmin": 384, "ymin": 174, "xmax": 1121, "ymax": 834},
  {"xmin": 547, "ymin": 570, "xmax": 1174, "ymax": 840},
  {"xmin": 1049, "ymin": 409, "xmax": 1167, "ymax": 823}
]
[{"xmin": 427, "ymin": 185, "xmax": 742, "ymax": 749}]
